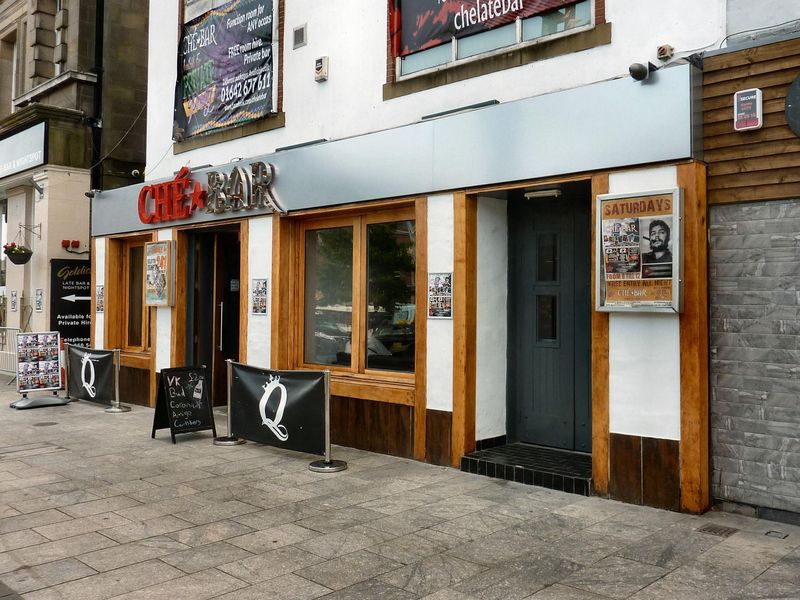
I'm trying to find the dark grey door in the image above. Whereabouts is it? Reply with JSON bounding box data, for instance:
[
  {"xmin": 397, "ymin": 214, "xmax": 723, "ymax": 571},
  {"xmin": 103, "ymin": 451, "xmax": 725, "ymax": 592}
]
[{"xmin": 508, "ymin": 186, "xmax": 591, "ymax": 452}]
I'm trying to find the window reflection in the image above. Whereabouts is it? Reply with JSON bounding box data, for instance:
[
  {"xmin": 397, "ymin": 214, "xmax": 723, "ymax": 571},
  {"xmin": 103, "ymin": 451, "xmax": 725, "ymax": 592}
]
[
  {"xmin": 304, "ymin": 227, "xmax": 353, "ymax": 366},
  {"xmin": 366, "ymin": 220, "xmax": 416, "ymax": 372}
]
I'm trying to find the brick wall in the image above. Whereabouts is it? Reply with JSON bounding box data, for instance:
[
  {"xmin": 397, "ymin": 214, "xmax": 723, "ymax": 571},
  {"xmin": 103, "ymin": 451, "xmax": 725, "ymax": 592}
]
[{"xmin": 710, "ymin": 199, "xmax": 800, "ymax": 515}]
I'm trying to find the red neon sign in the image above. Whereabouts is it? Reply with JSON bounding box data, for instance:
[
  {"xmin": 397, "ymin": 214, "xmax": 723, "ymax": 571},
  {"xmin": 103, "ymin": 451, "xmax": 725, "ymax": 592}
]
[{"xmin": 138, "ymin": 166, "xmax": 206, "ymax": 224}]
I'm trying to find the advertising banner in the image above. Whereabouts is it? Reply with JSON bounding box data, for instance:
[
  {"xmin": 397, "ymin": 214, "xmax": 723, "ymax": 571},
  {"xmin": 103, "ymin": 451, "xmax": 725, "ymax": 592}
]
[
  {"xmin": 174, "ymin": 0, "xmax": 274, "ymax": 139},
  {"xmin": 66, "ymin": 345, "xmax": 115, "ymax": 403},
  {"xmin": 50, "ymin": 259, "xmax": 91, "ymax": 346},
  {"xmin": 392, "ymin": 0, "xmax": 575, "ymax": 56},
  {"xmin": 596, "ymin": 189, "xmax": 682, "ymax": 313},
  {"xmin": 0, "ymin": 122, "xmax": 45, "ymax": 179},
  {"xmin": 229, "ymin": 362, "xmax": 325, "ymax": 455},
  {"xmin": 16, "ymin": 332, "xmax": 61, "ymax": 393}
]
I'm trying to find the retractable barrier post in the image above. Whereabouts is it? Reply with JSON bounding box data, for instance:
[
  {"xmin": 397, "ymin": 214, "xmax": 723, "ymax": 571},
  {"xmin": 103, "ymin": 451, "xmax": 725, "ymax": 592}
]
[
  {"xmin": 63, "ymin": 342, "xmax": 70, "ymax": 400},
  {"xmin": 105, "ymin": 349, "xmax": 130, "ymax": 413},
  {"xmin": 309, "ymin": 370, "xmax": 347, "ymax": 473},
  {"xmin": 214, "ymin": 359, "xmax": 245, "ymax": 446}
]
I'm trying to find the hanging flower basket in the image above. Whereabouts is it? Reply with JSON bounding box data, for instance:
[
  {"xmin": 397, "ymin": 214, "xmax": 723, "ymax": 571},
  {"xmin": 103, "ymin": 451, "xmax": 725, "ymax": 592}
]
[{"xmin": 3, "ymin": 243, "xmax": 33, "ymax": 265}]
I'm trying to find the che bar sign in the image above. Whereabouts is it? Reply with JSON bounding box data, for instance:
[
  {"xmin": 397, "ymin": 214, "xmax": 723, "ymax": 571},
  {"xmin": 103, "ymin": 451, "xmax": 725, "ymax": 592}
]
[
  {"xmin": 137, "ymin": 162, "xmax": 282, "ymax": 225},
  {"xmin": 733, "ymin": 88, "xmax": 763, "ymax": 132}
]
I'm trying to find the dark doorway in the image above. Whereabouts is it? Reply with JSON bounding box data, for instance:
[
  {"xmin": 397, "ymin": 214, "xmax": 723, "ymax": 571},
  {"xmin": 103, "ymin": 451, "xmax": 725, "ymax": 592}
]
[
  {"xmin": 184, "ymin": 226, "xmax": 241, "ymax": 406},
  {"xmin": 507, "ymin": 182, "xmax": 592, "ymax": 452}
]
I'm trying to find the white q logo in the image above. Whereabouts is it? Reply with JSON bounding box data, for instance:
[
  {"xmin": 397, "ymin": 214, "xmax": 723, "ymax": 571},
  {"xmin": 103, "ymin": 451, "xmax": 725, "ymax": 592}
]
[
  {"xmin": 80, "ymin": 354, "xmax": 97, "ymax": 398},
  {"xmin": 258, "ymin": 376, "xmax": 289, "ymax": 441}
]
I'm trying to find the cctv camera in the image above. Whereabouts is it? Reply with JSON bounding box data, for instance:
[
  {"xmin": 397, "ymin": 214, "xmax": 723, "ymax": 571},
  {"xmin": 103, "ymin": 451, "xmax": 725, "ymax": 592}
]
[
  {"xmin": 131, "ymin": 169, "xmax": 141, "ymax": 178},
  {"xmin": 629, "ymin": 63, "xmax": 649, "ymax": 81}
]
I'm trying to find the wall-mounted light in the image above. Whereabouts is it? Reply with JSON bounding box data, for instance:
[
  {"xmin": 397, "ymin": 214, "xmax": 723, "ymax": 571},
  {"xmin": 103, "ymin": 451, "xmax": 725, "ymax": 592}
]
[
  {"xmin": 629, "ymin": 62, "xmax": 658, "ymax": 82},
  {"xmin": 524, "ymin": 189, "xmax": 562, "ymax": 199}
]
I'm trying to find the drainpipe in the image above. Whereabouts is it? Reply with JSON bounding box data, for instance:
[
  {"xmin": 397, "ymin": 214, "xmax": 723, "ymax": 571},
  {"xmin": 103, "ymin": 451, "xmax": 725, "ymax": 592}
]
[{"xmin": 90, "ymin": 0, "xmax": 104, "ymax": 190}]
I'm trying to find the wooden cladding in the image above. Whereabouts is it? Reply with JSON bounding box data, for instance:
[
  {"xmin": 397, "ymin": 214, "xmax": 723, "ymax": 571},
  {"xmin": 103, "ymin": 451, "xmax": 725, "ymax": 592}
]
[{"xmin": 703, "ymin": 37, "xmax": 800, "ymax": 204}]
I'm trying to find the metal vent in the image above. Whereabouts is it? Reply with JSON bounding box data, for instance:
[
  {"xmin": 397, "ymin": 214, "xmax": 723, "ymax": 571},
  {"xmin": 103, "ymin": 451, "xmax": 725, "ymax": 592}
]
[
  {"xmin": 766, "ymin": 531, "xmax": 789, "ymax": 540},
  {"xmin": 697, "ymin": 524, "xmax": 739, "ymax": 537},
  {"xmin": 293, "ymin": 24, "xmax": 307, "ymax": 49}
]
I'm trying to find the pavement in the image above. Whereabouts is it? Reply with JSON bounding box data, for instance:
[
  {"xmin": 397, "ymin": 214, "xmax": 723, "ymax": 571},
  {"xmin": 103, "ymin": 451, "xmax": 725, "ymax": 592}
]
[{"xmin": 0, "ymin": 383, "xmax": 797, "ymax": 599}]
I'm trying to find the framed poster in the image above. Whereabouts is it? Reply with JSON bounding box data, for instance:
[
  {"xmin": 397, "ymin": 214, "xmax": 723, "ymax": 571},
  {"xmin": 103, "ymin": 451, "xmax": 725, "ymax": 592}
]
[
  {"xmin": 10, "ymin": 291, "xmax": 17, "ymax": 312},
  {"xmin": 16, "ymin": 332, "xmax": 62, "ymax": 393},
  {"xmin": 145, "ymin": 241, "xmax": 173, "ymax": 306},
  {"xmin": 34, "ymin": 289, "xmax": 43, "ymax": 312},
  {"xmin": 96, "ymin": 285, "xmax": 104, "ymax": 313},
  {"xmin": 596, "ymin": 188, "xmax": 683, "ymax": 313},
  {"xmin": 428, "ymin": 272, "xmax": 453, "ymax": 319},
  {"xmin": 252, "ymin": 278, "xmax": 268, "ymax": 315}
]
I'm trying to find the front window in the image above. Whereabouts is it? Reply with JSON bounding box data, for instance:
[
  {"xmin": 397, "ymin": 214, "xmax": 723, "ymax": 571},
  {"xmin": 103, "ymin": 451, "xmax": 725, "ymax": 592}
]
[
  {"xmin": 395, "ymin": 0, "xmax": 593, "ymax": 77},
  {"xmin": 301, "ymin": 210, "xmax": 416, "ymax": 374},
  {"xmin": 124, "ymin": 240, "xmax": 147, "ymax": 351}
]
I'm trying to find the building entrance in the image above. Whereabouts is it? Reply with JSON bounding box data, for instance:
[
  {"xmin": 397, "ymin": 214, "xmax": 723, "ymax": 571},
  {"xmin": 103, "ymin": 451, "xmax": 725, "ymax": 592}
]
[
  {"xmin": 184, "ymin": 226, "xmax": 241, "ymax": 406},
  {"xmin": 507, "ymin": 182, "xmax": 592, "ymax": 452}
]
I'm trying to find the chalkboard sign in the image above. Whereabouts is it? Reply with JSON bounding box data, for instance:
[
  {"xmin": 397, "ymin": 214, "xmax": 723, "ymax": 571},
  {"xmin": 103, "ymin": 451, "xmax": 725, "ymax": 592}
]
[{"xmin": 151, "ymin": 367, "xmax": 216, "ymax": 443}]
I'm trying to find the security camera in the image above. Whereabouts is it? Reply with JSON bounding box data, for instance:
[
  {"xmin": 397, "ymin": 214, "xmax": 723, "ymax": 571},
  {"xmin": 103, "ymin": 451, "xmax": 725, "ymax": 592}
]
[
  {"xmin": 131, "ymin": 169, "xmax": 141, "ymax": 178},
  {"xmin": 629, "ymin": 62, "xmax": 657, "ymax": 81}
]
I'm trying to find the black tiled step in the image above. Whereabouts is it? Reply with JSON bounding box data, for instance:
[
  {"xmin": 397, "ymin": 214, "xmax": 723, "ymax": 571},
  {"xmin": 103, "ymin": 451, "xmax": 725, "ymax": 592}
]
[{"xmin": 461, "ymin": 443, "xmax": 592, "ymax": 496}]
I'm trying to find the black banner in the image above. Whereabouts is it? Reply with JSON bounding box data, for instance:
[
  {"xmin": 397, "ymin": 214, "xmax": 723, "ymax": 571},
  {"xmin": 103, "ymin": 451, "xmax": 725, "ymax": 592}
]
[
  {"xmin": 393, "ymin": 0, "xmax": 575, "ymax": 56},
  {"xmin": 230, "ymin": 363, "xmax": 325, "ymax": 455},
  {"xmin": 152, "ymin": 367, "xmax": 216, "ymax": 443},
  {"xmin": 50, "ymin": 259, "xmax": 91, "ymax": 346},
  {"xmin": 66, "ymin": 345, "xmax": 114, "ymax": 403},
  {"xmin": 174, "ymin": 0, "xmax": 274, "ymax": 139}
]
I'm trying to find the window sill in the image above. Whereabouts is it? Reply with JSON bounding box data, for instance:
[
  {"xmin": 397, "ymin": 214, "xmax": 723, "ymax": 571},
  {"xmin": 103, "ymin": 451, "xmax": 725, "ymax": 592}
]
[
  {"xmin": 383, "ymin": 22, "xmax": 612, "ymax": 101},
  {"xmin": 329, "ymin": 372, "xmax": 415, "ymax": 406},
  {"xmin": 119, "ymin": 351, "xmax": 151, "ymax": 370},
  {"xmin": 173, "ymin": 112, "xmax": 286, "ymax": 154}
]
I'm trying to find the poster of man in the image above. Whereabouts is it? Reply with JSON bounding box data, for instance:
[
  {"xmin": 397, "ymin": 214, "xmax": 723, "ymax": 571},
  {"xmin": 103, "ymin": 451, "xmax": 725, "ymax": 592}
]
[{"xmin": 640, "ymin": 217, "xmax": 673, "ymax": 279}]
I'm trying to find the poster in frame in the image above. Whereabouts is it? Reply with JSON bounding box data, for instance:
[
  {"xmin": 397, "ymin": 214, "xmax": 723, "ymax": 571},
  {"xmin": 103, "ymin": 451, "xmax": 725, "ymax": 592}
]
[
  {"xmin": 595, "ymin": 188, "xmax": 683, "ymax": 313},
  {"xmin": 16, "ymin": 331, "xmax": 62, "ymax": 393},
  {"xmin": 428, "ymin": 272, "xmax": 453, "ymax": 319},
  {"xmin": 145, "ymin": 241, "xmax": 173, "ymax": 307}
]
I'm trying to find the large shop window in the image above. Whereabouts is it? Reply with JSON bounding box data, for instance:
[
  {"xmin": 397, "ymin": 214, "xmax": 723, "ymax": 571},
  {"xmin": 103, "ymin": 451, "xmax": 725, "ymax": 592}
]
[
  {"xmin": 123, "ymin": 239, "xmax": 149, "ymax": 352},
  {"xmin": 301, "ymin": 210, "xmax": 416, "ymax": 376},
  {"xmin": 394, "ymin": 0, "xmax": 593, "ymax": 77}
]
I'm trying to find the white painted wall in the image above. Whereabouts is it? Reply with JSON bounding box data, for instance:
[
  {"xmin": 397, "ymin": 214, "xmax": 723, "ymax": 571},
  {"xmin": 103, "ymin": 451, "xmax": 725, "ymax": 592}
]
[
  {"xmin": 608, "ymin": 166, "xmax": 681, "ymax": 441},
  {"xmin": 155, "ymin": 229, "xmax": 173, "ymax": 371},
  {"xmin": 426, "ymin": 194, "xmax": 454, "ymax": 413},
  {"xmin": 246, "ymin": 216, "xmax": 273, "ymax": 368},
  {"xmin": 476, "ymin": 196, "xmax": 507, "ymax": 440},
  {"xmin": 146, "ymin": 0, "xmax": 725, "ymax": 179},
  {"xmin": 93, "ymin": 237, "xmax": 106, "ymax": 349}
]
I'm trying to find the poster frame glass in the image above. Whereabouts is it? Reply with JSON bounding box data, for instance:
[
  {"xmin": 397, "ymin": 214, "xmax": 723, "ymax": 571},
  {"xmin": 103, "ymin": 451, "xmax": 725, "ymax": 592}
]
[{"xmin": 595, "ymin": 187, "xmax": 683, "ymax": 313}]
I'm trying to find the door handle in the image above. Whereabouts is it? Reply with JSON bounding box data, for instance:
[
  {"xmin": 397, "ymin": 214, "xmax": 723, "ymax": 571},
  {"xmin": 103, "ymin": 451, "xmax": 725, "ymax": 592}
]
[{"xmin": 219, "ymin": 302, "xmax": 224, "ymax": 351}]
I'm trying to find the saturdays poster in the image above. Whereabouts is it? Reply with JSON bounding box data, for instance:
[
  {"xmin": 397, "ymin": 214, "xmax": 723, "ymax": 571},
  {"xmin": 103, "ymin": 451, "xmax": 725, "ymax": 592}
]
[
  {"xmin": 600, "ymin": 193, "xmax": 676, "ymax": 308},
  {"xmin": 174, "ymin": 0, "xmax": 274, "ymax": 139},
  {"xmin": 391, "ymin": 0, "xmax": 576, "ymax": 56}
]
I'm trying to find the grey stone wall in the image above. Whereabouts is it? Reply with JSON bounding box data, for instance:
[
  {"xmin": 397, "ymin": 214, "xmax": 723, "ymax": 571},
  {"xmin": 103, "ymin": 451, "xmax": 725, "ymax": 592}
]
[{"xmin": 710, "ymin": 199, "xmax": 800, "ymax": 515}]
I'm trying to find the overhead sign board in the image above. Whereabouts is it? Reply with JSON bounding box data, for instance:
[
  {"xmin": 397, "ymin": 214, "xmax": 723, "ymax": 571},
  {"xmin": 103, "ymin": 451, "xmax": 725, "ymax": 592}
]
[{"xmin": 0, "ymin": 122, "xmax": 46, "ymax": 180}]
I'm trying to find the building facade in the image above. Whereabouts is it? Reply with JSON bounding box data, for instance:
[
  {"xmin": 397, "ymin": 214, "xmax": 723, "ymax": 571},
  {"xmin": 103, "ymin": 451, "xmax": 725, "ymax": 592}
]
[
  {"xmin": 90, "ymin": 0, "xmax": 798, "ymax": 517},
  {"xmin": 0, "ymin": 0, "xmax": 147, "ymax": 336}
]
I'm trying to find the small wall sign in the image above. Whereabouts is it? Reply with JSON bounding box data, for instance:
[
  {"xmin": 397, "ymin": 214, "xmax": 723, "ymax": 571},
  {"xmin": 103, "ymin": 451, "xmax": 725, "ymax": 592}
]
[{"xmin": 733, "ymin": 88, "xmax": 763, "ymax": 131}]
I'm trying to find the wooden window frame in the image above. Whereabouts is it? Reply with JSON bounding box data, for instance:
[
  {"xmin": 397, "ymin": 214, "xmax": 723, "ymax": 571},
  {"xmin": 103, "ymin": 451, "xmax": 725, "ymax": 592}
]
[
  {"xmin": 294, "ymin": 205, "xmax": 418, "ymax": 404},
  {"xmin": 121, "ymin": 237, "xmax": 149, "ymax": 353}
]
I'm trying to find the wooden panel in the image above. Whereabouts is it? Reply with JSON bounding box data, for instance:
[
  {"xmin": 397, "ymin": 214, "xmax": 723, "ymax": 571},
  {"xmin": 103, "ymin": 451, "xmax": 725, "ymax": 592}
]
[
  {"xmin": 677, "ymin": 163, "xmax": 710, "ymax": 514},
  {"xmin": 271, "ymin": 214, "xmax": 292, "ymax": 369},
  {"xmin": 171, "ymin": 229, "xmax": 187, "ymax": 367},
  {"xmin": 330, "ymin": 377, "xmax": 414, "ymax": 405},
  {"xmin": 239, "ymin": 220, "xmax": 249, "ymax": 363},
  {"xmin": 642, "ymin": 437, "xmax": 680, "ymax": 512},
  {"xmin": 331, "ymin": 395, "xmax": 412, "ymax": 458},
  {"xmin": 104, "ymin": 238, "xmax": 123, "ymax": 349},
  {"xmin": 425, "ymin": 409, "xmax": 451, "ymax": 466},
  {"xmin": 591, "ymin": 173, "xmax": 610, "ymax": 496},
  {"xmin": 119, "ymin": 366, "xmax": 150, "ymax": 406},
  {"xmin": 702, "ymin": 37, "xmax": 800, "ymax": 205},
  {"xmin": 609, "ymin": 433, "xmax": 641, "ymax": 505},
  {"xmin": 451, "ymin": 192, "xmax": 477, "ymax": 467},
  {"xmin": 414, "ymin": 198, "xmax": 428, "ymax": 460}
]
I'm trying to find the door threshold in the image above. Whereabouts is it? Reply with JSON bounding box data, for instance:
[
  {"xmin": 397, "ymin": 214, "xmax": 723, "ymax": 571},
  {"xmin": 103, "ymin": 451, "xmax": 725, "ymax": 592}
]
[{"xmin": 461, "ymin": 442, "xmax": 592, "ymax": 496}]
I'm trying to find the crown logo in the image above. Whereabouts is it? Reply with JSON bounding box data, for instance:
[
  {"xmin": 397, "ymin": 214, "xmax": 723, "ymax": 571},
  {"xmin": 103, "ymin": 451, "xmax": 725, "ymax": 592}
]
[{"xmin": 267, "ymin": 374, "xmax": 280, "ymax": 384}]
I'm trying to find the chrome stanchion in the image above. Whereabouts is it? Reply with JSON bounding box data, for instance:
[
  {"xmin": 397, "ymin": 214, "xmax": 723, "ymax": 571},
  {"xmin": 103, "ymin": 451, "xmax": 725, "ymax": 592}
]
[
  {"xmin": 63, "ymin": 342, "xmax": 71, "ymax": 400},
  {"xmin": 309, "ymin": 370, "xmax": 347, "ymax": 473},
  {"xmin": 105, "ymin": 349, "xmax": 130, "ymax": 413},
  {"xmin": 214, "ymin": 359, "xmax": 245, "ymax": 446}
]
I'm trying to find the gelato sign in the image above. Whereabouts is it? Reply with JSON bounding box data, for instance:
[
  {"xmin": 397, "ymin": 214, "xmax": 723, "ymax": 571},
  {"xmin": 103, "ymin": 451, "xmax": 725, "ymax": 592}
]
[{"xmin": 0, "ymin": 122, "xmax": 45, "ymax": 179}]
